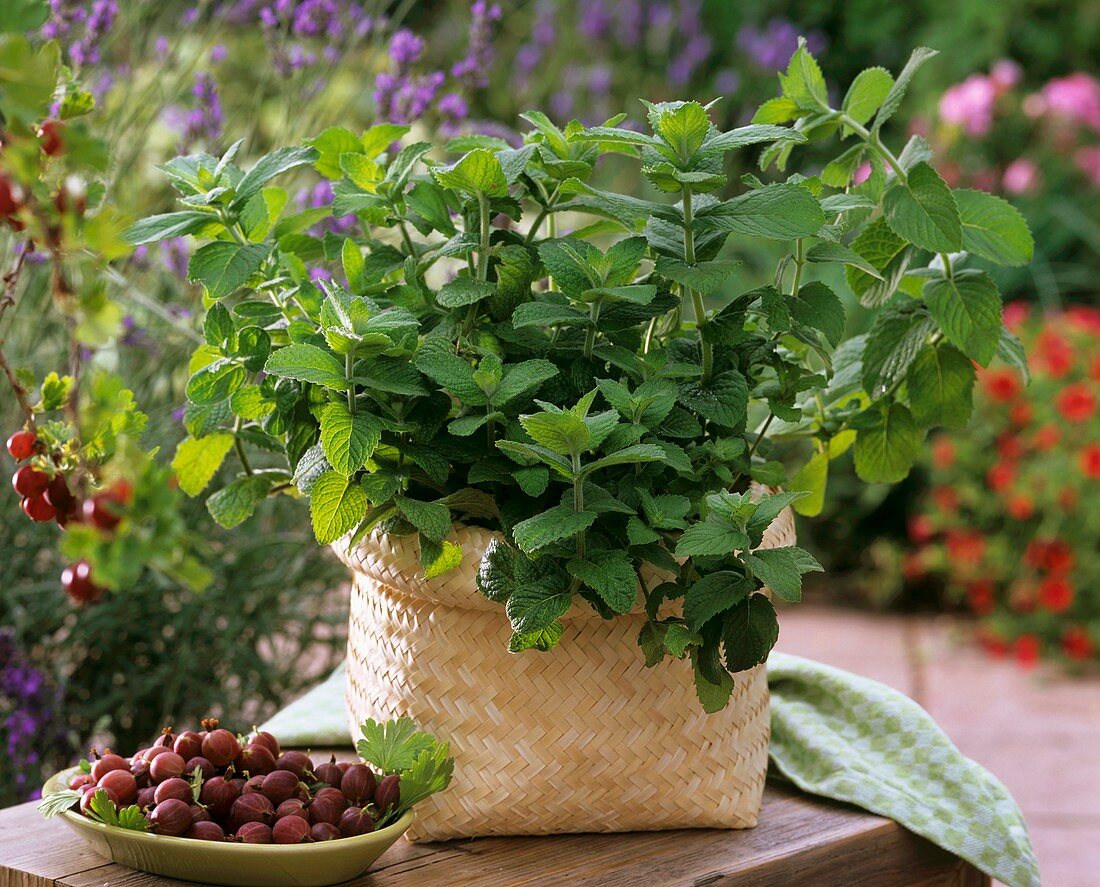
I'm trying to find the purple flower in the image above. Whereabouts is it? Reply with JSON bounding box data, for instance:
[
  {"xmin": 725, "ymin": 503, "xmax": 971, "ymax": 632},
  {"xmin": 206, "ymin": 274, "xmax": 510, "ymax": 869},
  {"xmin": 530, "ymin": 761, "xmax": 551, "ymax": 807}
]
[
  {"xmin": 210, "ymin": 44, "xmax": 228, "ymax": 63},
  {"xmin": 43, "ymin": 0, "xmax": 119, "ymax": 68},
  {"xmin": 297, "ymin": 180, "xmax": 355, "ymax": 234},
  {"xmin": 578, "ymin": 0, "xmax": 612, "ymax": 40},
  {"xmin": 452, "ymin": 1, "xmax": 502, "ymax": 90},
  {"xmin": 737, "ymin": 19, "xmax": 827, "ymax": 72},
  {"xmin": 162, "ymin": 238, "xmax": 191, "ymax": 279},
  {"xmin": 179, "ymin": 72, "xmax": 224, "ymax": 150},
  {"xmin": 155, "ymin": 36, "xmax": 169, "ymax": 55},
  {"xmin": 388, "ymin": 29, "xmax": 424, "ymax": 69}
]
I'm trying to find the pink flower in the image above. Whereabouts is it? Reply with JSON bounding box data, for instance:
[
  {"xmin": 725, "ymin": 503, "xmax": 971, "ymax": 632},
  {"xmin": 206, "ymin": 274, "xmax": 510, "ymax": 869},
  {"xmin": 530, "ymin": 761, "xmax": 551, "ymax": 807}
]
[
  {"xmin": 852, "ymin": 162, "xmax": 872, "ymax": 186},
  {"xmin": 1074, "ymin": 146, "xmax": 1100, "ymax": 187},
  {"xmin": 1041, "ymin": 73, "xmax": 1100, "ymax": 132},
  {"xmin": 990, "ymin": 59, "xmax": 1022, "ymax": 92},
  {"xmin": 1002, "ymin": 158, "xmax": 1042, "ymax": 195},
  {"xmin": 939, "ymin": 74, "xmax": 997, "ymax": 136}
]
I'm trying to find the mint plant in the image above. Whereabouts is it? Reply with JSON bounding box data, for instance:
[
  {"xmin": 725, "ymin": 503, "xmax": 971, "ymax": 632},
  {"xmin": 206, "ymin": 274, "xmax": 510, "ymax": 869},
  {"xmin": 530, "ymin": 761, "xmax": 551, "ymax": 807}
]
[{"xmin": 130, "ymin": 41, "xmax": 1033, "ymax": 711}]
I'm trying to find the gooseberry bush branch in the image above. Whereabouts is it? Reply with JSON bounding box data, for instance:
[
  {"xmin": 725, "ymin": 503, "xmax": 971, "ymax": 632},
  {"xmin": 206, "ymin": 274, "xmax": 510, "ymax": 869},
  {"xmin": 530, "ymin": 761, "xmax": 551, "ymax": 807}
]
[{"xmin": 132, "ymin": 41, "xmax": 1033, "ymax": 711}]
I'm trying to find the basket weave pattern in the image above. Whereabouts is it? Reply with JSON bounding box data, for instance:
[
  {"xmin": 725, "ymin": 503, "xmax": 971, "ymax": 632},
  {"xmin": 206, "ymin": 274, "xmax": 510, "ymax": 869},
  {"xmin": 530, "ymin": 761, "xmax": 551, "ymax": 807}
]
[{"xmin": 339, "ymin": 501, "xmax": 795, "ymax": 842}]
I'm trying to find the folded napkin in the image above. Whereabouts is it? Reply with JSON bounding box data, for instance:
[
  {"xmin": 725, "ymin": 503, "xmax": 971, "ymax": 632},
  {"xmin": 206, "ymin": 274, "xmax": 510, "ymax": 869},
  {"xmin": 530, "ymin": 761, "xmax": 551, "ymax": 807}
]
[{"xmin": 261, "ymin": 653, "xmax": 1039, "ymax": 887}]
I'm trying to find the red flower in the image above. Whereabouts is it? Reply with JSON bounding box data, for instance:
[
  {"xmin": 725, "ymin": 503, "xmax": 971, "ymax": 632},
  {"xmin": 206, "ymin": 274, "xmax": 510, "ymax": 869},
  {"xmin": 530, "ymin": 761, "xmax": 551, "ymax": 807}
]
[
  {"xmin": 931, "ymin": 437, "xmax": 956, "ymax": 470},
  {"xmin": 901, "ymin": 552, "xmax": 927, "ymax": 582},
  {"xmin": 932, "ymin": 485, "xmax": 959, "ymax": 511},
  {"xmin": 986, "ymin": 461, "xmax": 1015, "ymax": 492},
  {"xmin": 1002, "ymin": 301, "xmax": 1030, "ymax": 330},
  {"xmin": 1014, "ymin": 634, "xmax": 1041, "ymax": 670},
  {"xmin": 907, "ymin": 515, "xmax": 934, "ymax": 544},
  {"xmin": 982, "ymin": 369, "xmax": 1021, "ymax": 403},
  {"xmin": 946, "ymin": 529, "xmax": 985, "ymax": 565},
  {"xmin": 1062, "ymin": 627, "xmax": 1095, "ymax": 660},
  {"xmin": 1024, "ymin": 540, "xmax": 1047, "ymax": 569},
  {"xmin": 1007, "ymin": 494, "xmax": 1034, "ymax": 520},
  {"xmin": 1033, "ymin": 424, "xmax": 1062, "ymax": 451},
  {"xmin": 1080, "ymin": 443, "xmax": 1100, "ymax": 479},
  {"xmin": 1035, "ymin": 330, "xmax": 1072, "ymax": 378},
  {"xmin": 1010, "ymin": 402, "xmax": 1033, "ymax": 426},
  {"xmin": 965, "ymin": 579, "xmax": 995, "ymax": 616},
  {"xmin": 1056, "ymin": 383, "xmax": 1097, "ymax": 423},
  {"xmin": 1038, "ymin": 574, "xmax": 1074, "ymax": 612},
  {"xmin": 1064, "ymin": 306, "xmax": 1100, "ymax": 335},
  {"xmin": 1042, "ymin": 539, "xmax": 1074, "ymax": 572},
  {"xmin": 1090, "ymin": 356, "xmax": 1100, "ymax": 382}
]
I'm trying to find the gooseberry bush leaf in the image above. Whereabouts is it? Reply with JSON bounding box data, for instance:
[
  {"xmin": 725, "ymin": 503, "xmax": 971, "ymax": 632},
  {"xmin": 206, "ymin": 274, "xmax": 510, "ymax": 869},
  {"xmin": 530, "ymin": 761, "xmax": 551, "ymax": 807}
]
[{"xmin": 135, "ymin": 40, "xmax": 1030, "ymax": 712}]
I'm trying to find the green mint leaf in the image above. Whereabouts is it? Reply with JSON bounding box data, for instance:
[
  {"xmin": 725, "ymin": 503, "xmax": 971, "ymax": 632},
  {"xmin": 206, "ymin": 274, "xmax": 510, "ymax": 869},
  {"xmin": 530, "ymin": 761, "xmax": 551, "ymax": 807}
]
[
  {"xmin": 923, "ymin": 270, "xmax": 1002, "ymax": 366},
  {"xmin": 882, "ymin": 162, "xmax": 962, "ymax": 253},
  {"xmin": 509, "ymin": 620, "xmax": 565, "ymax": 652},
  {"xmin": 306, "ymin": 126, "xmax": 361, "ymax": 178},
  {"xmin": 722, "ymin": 593, "xmax": 779, "ymax": 672},
  {"xmin": 505, "ymin": 579, "xmax": 573, "ymax": 633},
  {"xmin": 741, "ymin": 546, "xmax": 823, "ymax": 602},
  {"xmin": 804, "ymin": 242, "xmax": 883, "ymax": 282},
  {"xmin": 320, "ymin": 402, "xmax": 382, "ymax": 476},
  {"xmin": 751, "ymin": 96, "xmax": 800, "ymax": 125},
  {"xmin": 581, "ymin": 443, "xmax": 666, "ymax": 476},
  {"xmin": 674, "ymin": 519, "xmax": 749, "ymax": 558},
  {"xmin": 264, "ymin": 343, "xmax": 349, "ymax": 390},
  {"xmin": 695, "ymin": 183, "xmax": 825, "ymax": 240},
  {"xmin": 654, "ymin": 256, "xmax": 741, "ymax": 296},
  {"xmin": 677, "ymin": 371, "xmax": 748, "ymax": 428},
  {"xmin": 906, "ymin": 344, "xmax": 975, "ymax": 428},
  {"xmin": 419, "ymin": 536, "xmax": 463, "ymax": 579},
  {"xmin": 171, "ymin": 433, "xmax": 234, "ymax": 496},
  {"xmin": 512, "ymin": 506, "xmax": 597, "ymax": 553},
  {"xmin": 790, "ymin": 281, "xmax": 846, "ymax": 348},
  {"xmin": 649, "ymin": 100, "xmax": 711, "ymax": 160},
  {"xmin": 790, "ymin": 450, "xmax": 828, "ymax": 518},
  {"xmin": 511, "ymin": 301, "xmax": 590, "ymax": 329},
  {"xmin": 996, "ymin": 327, "xmax": 1030, "ymax": 385},
  {"xmin": 476, "ymin": 538, "xmax": 517, "ymax": 603},
  {"xmin": 123, "ymin": 210, "xmax": 216, "ymax": 245},
  {"xmin": 841, "ymin": 67, "xmax": 894, "ymax": 126},
  {"xmin": 853, "ymin": 403, "xmax": 923, "ymax": 483},
  {"xmin": 567, "ymin": 549, "xmax": 638, "ymax": 614},
  {"xmin": 361, "ymin": 123, "xmax": 411, "ymax": 158},
  {"xmin": 206, "ymin": 475, "xmax": 273, "ymax": 529},
  {"xmin": 310, "ymin": 471, "xmax": 368, "ymax": 544},
  {"xmin": 520, "ymin": 411, "xmax": 591, "ymax": 456},
  {"xmin": 862, "ymin": 307, "xmax": 937, "ymax": 392},
  {"xmin": 187, "ymin": 242, "xmax": 269, "ymax": 301},
  {"xmin": 683, "ymin": 571, "xmax": 752, "ymax": 632},
  {"xmin": 431, "ymin": 148, "xmax": 507, "ymax": 197},
  {"xmin": 779, "ymin": 37, "xmax": 829, "ymax": 113},
  {"xmin": 415, "ymin": 351, "xmax": 485, "ymax": 404},
  {"xmin": 692, "ymin": 649, "xmax": 734, "ymax": 713},
  {"xmin": 436, "ymin": 278, "xmax": 496, "ymax": 308},
  {"xmin": 873, "ymin": 47, "xmax": 938, "ymax": 132},
  {"xmin": 395, "ymin": 496, "xmax": 451, "ymax": 543},
  {"xmin": 955, "ymin": 188, "xmax": 1034, "ymax": 267},
  {"xmin": 232, "ymin": 145, "xmax": 319, "ymax": 209},
  {"xmin": 495, "ymin": 360, "xmax": 558, "ymax": 406},
  {"xmin": 701, "ymin": 124, "xmax": 806, "ymax": 154}
]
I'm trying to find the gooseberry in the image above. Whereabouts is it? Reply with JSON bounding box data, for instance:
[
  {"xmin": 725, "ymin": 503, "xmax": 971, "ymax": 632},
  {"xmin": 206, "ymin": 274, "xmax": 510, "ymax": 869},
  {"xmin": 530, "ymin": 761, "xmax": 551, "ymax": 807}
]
[
  {"xmin": 149, "ymin": 798, "xmax": 191, "ymax": 836},
  {"xmin": 235, "ymin": 821, "xmax": 272, "ymax": 844},
  {"xmin": 272, "ymin": 815, "xmax": 311, "ymax": 844},
  {"xmin": 6, "ymin": 430, "xmax": 36, "ymax": 460}
]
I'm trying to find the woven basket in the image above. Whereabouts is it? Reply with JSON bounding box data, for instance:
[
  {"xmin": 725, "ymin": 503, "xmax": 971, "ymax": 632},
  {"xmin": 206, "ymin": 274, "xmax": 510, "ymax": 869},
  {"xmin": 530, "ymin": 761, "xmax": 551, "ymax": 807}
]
[{"xmin": 337, "ymin": 491, "xmax": 795, "ymax": 842}]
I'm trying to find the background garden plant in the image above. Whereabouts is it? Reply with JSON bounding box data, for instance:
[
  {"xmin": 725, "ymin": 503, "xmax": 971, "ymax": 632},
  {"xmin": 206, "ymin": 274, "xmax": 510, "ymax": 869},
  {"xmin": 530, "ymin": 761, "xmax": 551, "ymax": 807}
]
[
  {"xmin": 131, "ymin": 40, "xmax": 1033, "ymax": 710},
  {"xmin": 2, "ymin": 0, "xmax": 1088, "ymax": 808},
  {"xmin": 904, "ymin": 305, "xmax": 1099, "ymax": 669}
]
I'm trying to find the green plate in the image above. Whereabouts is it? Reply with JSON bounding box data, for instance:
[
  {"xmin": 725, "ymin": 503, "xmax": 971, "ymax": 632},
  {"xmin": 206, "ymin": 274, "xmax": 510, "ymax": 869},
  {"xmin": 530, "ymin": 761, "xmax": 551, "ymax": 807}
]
[{"xmin": 42, "ymin": 768, "xmax": 414, "ymax": 887}]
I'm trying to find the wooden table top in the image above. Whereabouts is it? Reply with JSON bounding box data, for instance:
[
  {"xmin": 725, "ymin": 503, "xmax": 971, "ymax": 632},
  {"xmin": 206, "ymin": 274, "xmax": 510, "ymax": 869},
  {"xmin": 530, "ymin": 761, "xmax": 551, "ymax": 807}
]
[{"xmin": 0, "ymin": 750, "xmax": 989, "ymax": 887}]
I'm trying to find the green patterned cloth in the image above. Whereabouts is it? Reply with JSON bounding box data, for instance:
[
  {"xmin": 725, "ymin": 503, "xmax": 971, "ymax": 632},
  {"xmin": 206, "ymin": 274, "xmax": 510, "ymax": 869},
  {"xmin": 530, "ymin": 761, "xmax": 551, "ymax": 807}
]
[{"xmin": 261, "ymin": 653, "xmax": 1039, "ymax": 887}]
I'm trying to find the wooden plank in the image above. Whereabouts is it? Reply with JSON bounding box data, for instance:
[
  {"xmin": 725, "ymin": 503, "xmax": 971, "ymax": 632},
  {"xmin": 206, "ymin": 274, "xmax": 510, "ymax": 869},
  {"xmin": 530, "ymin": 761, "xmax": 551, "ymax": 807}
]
[{"xmin": 0, "ymin": 764, "xmax": 988, "ymax": 887}]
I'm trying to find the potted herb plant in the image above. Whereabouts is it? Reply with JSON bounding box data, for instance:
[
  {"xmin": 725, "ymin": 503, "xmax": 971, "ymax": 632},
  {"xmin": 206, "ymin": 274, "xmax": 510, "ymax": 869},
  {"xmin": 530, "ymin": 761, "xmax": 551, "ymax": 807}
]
[{"xmin": 127, "ymin": 42, "xmax": 1032, "ymax": 840}]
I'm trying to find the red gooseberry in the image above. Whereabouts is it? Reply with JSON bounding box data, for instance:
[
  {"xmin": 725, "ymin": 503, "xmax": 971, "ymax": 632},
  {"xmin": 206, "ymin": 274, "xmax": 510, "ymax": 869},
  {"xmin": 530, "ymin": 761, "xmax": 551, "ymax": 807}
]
[
  {"xmin": 6, "ymin": 430, "xmax": 36, "ymax": 460},
  {"xmin": 148, "ymin": 798, "xmax": 191, "ymax": 836},
  {"xmin": 235, "ymin": 821, "xmax": 272, "ymax": 844},
  {"xmin": 12, "ymin": 465, "xmax": 49, "ymax": 498},
  {"xmin": 90, "ymin": 753, "xmax": 128, "ymax": 782},
  {"xmin": 186, "ymin": 821, "xmax": 225, "ymax": 841},
  {"xmin": 340, "ymin": 764, "xmax": 376, "ymax": 806},
  {"xmin": 62, "ymin": 561, "xmax": 103, "ymax": 604},
  {"xmin": 173, "ymin": 730, "xmax": 203, "ymax": 761},
  {"xmin": 202, "ymin": 728, "xmax": 241, "ymax": 767},
  {"xmin": 310, "ymin": 822, "xmax": 341, "ymax": 842},
  {"xmin": 272, "ymin": 815, "xmax": 311, "ymax": 845},
  {"xmin": 153, "ymin": 777, "xmax": 192, "ymax": 805},
  {"xmin": 98, "ymin": 769, "xmax": 138, "ymax": 805},
  {"xmin": 22, "ymin": 496, "xmax": 56, "ymax": 522},
  {"xmin": 149, "ymin": 752, "xmax": 186, "ymax": 783},
  {"xmin": 338, "ymin": 806, "xmax": 374, "ymax": 838}
]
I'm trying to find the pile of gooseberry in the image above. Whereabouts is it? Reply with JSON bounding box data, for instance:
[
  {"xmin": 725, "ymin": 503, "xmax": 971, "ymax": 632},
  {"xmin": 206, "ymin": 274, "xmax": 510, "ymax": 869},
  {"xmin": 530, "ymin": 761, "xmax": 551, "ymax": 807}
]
[
  {"xmin": 6, "ymin": 428, "xmax": 132, "ymax": 604},
  {"xmin": 68, "ymin": 721, "xmax": 400, "ymax": 844}
]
